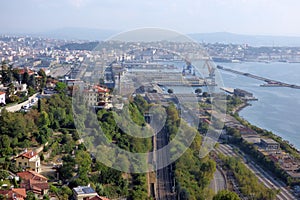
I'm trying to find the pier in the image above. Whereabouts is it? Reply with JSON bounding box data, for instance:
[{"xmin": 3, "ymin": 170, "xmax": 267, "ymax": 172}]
[{"xmin": 217, "ymin": 65, "xmax": 300, "ymax": 89}]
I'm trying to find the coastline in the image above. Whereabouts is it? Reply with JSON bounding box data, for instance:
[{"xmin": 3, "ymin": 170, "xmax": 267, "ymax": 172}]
[
  {"xmin": 230, "ymin": 100, "xmax": 300, "ymax": 155},
  {"xmin": 231, "ymin": 101, "xmax": 250, "ymax": 114},
  {"xmin": 220, "ymin": 61, "xmax": 300, "ymax": 152}
]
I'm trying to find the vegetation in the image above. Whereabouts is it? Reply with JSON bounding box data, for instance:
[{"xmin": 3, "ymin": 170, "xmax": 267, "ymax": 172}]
[
  {"xmin": 223, "ymin": 94, "xmax": 300, "ymax": 186},
  {"xmin": 226, "ymin": 95, "xmax": 244, "ymax": 113},
  {"xmin": 195, "ymin": 88, "xmax": 202, "ymax": 95},
  {"xmin": 1, "ymin": 81, "xmax": 287, "ymax": 199},
  {"xmin": 164, "ymin": 103, "xmax": 216, "ymax": 200},
  {"xmin": 213, "ymin": 190, "xmax": 240, "ymax": 200},
  {"xmin": 167, "ymin": 88, "xmax": 174, "ymax": 94},
  {"xmin": 234, "ymin": 115, "xmax": 300, "ymax": 159},
  {"xmin": 229, "ymin": 114, "xmax": 300, "ymax": 186},
  {"xmin": 1, "ymin": 61, "xmax": 46, "ymax": 104},
  {"xmin": 59, "ymin": 93, "xmax": 153, "ymax": 198},
  {"xmin": 58, "ymin": 41, "xmax": 99, "ymax": 51},
  {"xmin": 219, "ymin": 155, "xmax": 278, "ymax": 200}
]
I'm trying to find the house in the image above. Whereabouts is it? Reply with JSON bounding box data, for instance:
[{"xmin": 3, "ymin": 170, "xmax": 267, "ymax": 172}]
[
  {"xmin": 73, "ymin": 186, "xmax": 98, "ymax": 200},
  {"xmin": 0, "ymin": 91, "xmax": 5, "ymax": 105},
  {"xmin": 83, "ymin": 85, "xmax": 112, "ymax": 109},
  {"xmin": 15, "ymin": 150, "xmax": 41, "ymax": 173},
  {"xmin": 0, "ymin": 188, "xmax": 26, "ymax": 200},
  {"xmin": 89, "ymin": 195, "xmax": 110, "ymax": 200},
  {"xmin": 16, "ymin": 68, "xmax": 35, "ymax": 76},
  {"xmin": 46, "ymin": 79, "xmax": 58, "ymax": 89},
  {"xmin": 13, "ymin": 82, "xmax": 27, "ymax": 94},
  {"xmin": 72, "ymin": 186, "xmax": 110, "ymax": 200},
  {"xmin": 17, "ymin": 171, "xmax": 49, "ymax": 196}
]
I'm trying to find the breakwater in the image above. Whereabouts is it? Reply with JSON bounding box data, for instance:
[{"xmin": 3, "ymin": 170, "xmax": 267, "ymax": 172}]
[{"xmin": 217, "ymin": 65, "xmax": 300, "ymax": 89}]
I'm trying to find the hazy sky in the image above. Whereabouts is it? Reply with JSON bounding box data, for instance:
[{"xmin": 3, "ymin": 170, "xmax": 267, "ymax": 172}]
[{"xmin": 1, "ymin": 0, "xmax": 300, "ymax": 36}]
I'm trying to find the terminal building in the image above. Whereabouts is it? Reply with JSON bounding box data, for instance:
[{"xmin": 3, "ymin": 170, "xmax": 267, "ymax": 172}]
[{"xmin": 233, "ymin": 88, "xmax": 253, "ymax": 98}]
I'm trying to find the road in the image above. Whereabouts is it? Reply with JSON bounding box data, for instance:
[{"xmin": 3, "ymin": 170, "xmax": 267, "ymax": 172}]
[
  {"xmin": 2, "ymin": 93, "xmax": 39, "ymax": 112},
  {"xmin": 210, "ymin": 168, "xmax": 226, "ymax": 193},
  {"xmin": 155, "ymin": 130, "xmax": 175, "ymax": 200},
  {"xmin": 215, "ymin": 143, "xmax": 298, "ymax": 200}
]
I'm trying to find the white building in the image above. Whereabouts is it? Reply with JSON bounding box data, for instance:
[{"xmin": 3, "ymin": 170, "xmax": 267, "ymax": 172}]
[
  {"xmin": 83, "ymin": 85, "xmax": 112, "ymax": 109},
  {"xmin": 13, "ymin": 82, "xmax": 27, "ymax": 94},
  {"xmin": 73, "ymin": 186, "xmax": 98, "ymax": 200},
  {"xmin": 0, "ymin": 91, "xmax": 5, "ymax": 105},
  {"xmin": 15, "ymin": 150, "xmax": 41, "ymax": 173}
]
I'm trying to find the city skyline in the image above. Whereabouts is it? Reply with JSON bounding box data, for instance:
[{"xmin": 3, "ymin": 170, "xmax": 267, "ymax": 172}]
[{"xmin": 1, "ymin": 0, "xmax": 300, "ymax": 37}]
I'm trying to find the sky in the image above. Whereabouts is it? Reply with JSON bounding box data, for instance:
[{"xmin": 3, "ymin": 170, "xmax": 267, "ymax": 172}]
[{"xmin": 1, "ymin": 0, "xmax": 300, "ymax": 36}]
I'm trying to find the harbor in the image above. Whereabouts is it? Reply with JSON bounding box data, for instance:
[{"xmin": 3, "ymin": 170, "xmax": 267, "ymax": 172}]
[{"xmin": 217, "ymin": 65, "xmax": 300, "ymax": 89}]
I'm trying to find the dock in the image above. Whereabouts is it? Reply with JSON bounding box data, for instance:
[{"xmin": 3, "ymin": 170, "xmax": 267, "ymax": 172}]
[
  {"xmin": 220, "ymin": 87, "xmax": 234, "ymax": 94},
  {"xmin": 217, "ymin": 65, "xmax": 300, "ymax": 89}
]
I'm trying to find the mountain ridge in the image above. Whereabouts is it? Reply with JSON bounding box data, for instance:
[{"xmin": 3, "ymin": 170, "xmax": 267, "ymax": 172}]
[{"xmin": 2, "ymin": 28, "xmax": 300, "ymax": 46}]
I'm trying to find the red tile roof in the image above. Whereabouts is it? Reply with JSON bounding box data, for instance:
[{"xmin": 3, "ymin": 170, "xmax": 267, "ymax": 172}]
[
  {"xmin": 0, "ymin": 188, "xmax": 26, "ymax": 200},
  {"xmin": 89, "ymin": 196, "xmax": 110, "ymax": 200},
  {"xmin": 30, "ymin": 179, "xmax": 49, "ymax": 190},
  {"xmin": 12, "ymin": 188, "xmax": 27, "ymax": 198},
  {"xmin": 93, "ymin": 85, "xmax": 109, "ymax": 93},
  {"xmin": 16, "ymin": 68, "xmax": 35, "ymax": 76},
  {"xmin": 83, "ymin": 85, "xmax": 110, "ymax": 94},
  {"xmin": 16, "ymin": 151, "xmax": 37, "ymax": 159},
  {"xmin": 17, "ymin": 171, "xmax": 48, "ymax": 195},
  {"xmin": 17, "ymin": 171, "xmax": 47, "ymax": 182}
]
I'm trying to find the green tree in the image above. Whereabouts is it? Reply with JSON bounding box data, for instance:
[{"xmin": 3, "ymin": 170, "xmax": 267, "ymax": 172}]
[
  {"xmin": 6, "ymin": 83, "xmax": 15, "ymax": 97},
  {"xmin": 22, "ymin": 71, "xmax": 29, "ymax": 84},
  {"xmin": 28, "ymin": 75, "xmax": 36, "ymax": 88},
  {"xmin": 38, "ymin": 69, "xmax": 47, "ymax": 90},
  {"xmin": 0, "ymin": 135, "xmax": 10, "ymax": 149},
  {"xmin": 54, "ymin": 82, "xmax": 67, "ymax": 93},
  {"xmin": 38, "ymin": 111, "xmax": 50, "ymax": 128},
  {"xmin": 202, "ymin": 92, "xmax": 209, "ymax": 97},
  {"xmin": 76, "ymin": 150, "xmax": 92, "ymax": 176},
  {"xmin": 26, "ymin": 191, "xmax": 38, "ymax": 200},
  {"xmin": 28, "ymin": 86, "xmax": 36, "ymax": 96},
  {"xmin": 38, "ymin": 98, "xmax": 42, "ymax": 112},
  {"xmin": 59, "ymin": 155, "xmax": 75, "ymax": 180},
  {"xmin": 179, "ymin": 188, "xmax": 190, "ymax": 200},
  {"xmin": 195, "ymin": 88, "xmax": 202, "ymax": 95},
  {"xmin": 167, "ymin": 88, "xmax": 174, "ymax": 94},
  {"xmin": 0, "ymin": 170, "xmax": 9, "ymax": 179},
  {"xmin": 1, "ymin": 62, "xmax": 12, "ymax": 85},
  {"xmin": 213, "ymin": 190, "xmax": 240, "ymax": 200}
]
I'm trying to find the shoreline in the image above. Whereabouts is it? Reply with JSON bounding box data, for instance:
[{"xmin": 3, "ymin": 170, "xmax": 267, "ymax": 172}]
[
  {"xmin": 230, "ymin": 100, "xmax": 300, "ymax": 154},
  {"xmin": 231, "ymin": 101, "xmax": 250, "ymax": 114}
]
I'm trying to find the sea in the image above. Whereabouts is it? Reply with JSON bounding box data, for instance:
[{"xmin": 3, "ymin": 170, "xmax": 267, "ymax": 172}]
[
  {"xmin": 137, "ymin": 60, "xmax": 300, "ymax": 149},
  {"xmin": 218, "ymin": 62, "xmax": 300, "ymax": 149}
]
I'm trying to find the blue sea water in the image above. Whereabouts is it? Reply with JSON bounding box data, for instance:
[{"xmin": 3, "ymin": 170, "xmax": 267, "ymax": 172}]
[{"xmin": 218, "ymin": 62, "xmax": 300, "ymax": 149}]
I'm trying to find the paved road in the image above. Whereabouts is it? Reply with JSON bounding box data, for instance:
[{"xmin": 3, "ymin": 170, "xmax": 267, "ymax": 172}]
[
  {"xmin": 155, "ymin": 131, "xmax": 175, "ymax": 200},
  {"xmin": 210, "ymin": 168, "xmax": 226, "ymax": 193},
  {"xmin": 2, "ymin": 93, "xmax": 38, "ymax": 112},
  {"xmin": 215, "ymin": 144, "xmax": 298, "ymax": 200}
]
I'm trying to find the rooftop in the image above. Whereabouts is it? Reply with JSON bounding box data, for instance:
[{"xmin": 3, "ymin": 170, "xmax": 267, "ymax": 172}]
[
  {"xmin": 16, "ymin": 150, "xmax": 37, "ymax": 159},
  {"xmin": 261, "ymin": 138, "xmax": 279, "ymax": 145},
  {"xmin": 73, "ymin": 186, "xmax": 97, "ymax": 195},
  {"xmin": 17, "ymin": 171, "xmax": 47, "ymax": 182}
]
